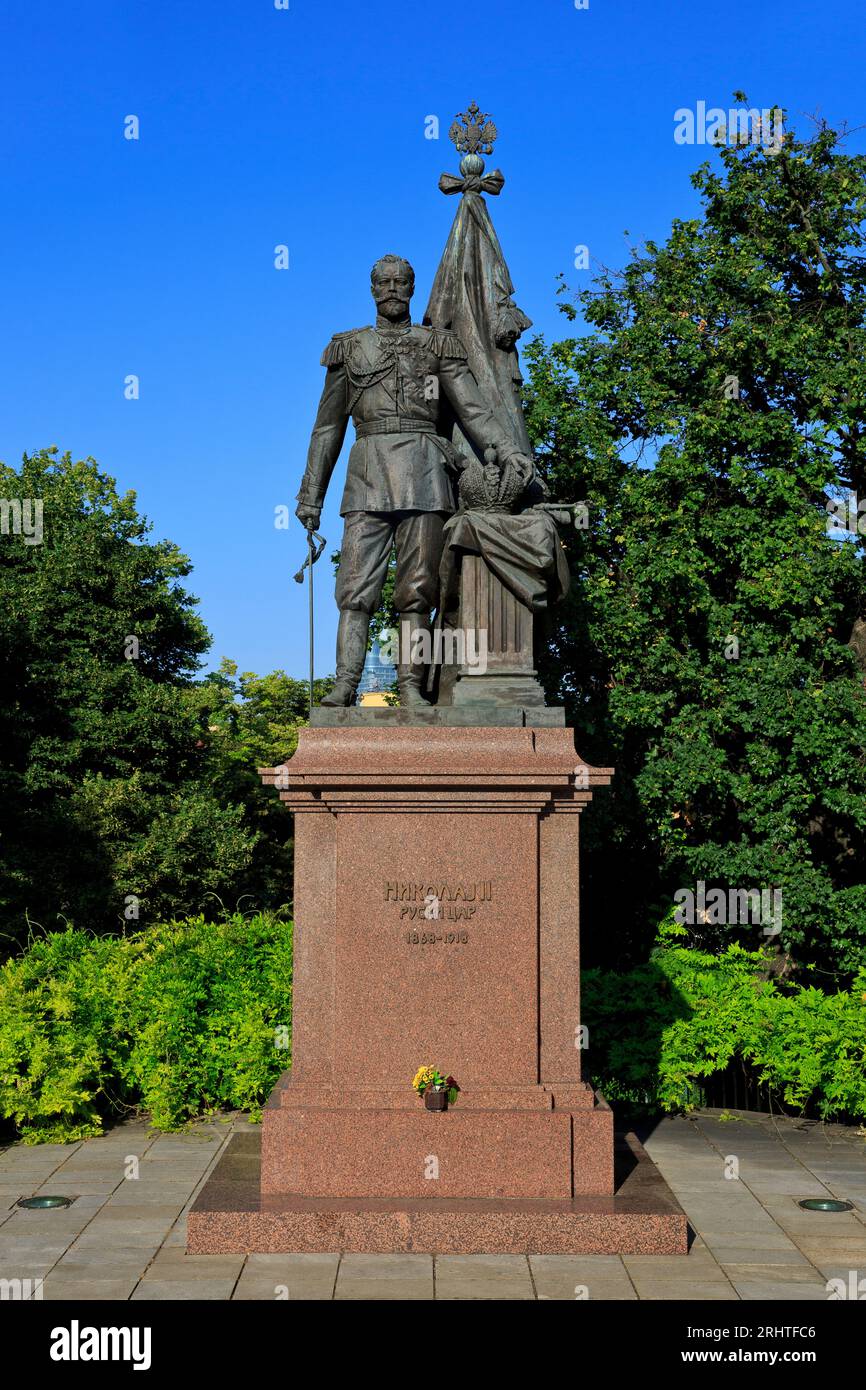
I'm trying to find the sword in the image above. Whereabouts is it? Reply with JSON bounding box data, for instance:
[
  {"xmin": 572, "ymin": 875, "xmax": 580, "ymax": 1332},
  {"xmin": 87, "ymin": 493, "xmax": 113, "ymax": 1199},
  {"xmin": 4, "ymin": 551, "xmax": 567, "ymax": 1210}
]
[{"xmin": 293, "ymin": 528, "xmax": 326, "ymax": 719}]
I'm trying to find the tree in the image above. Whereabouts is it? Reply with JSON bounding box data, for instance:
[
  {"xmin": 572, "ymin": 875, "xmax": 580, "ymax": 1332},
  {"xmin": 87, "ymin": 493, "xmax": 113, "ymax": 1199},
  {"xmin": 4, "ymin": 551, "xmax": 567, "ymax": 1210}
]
[
  {"xmin": 523, "ymin": 108, "xmax": 866, "ymax": 978},
  {"xmin": 0, "ymin": 448, "xmax": 257, "ymax": 944},
  {"xmin": 189, "ymin": 659, "xmax": 334, "ymax": 914}
]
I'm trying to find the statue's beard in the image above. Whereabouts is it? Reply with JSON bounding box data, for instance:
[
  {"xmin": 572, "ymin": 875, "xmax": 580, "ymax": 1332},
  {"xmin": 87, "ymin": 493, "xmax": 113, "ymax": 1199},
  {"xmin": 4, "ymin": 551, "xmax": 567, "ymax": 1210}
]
[{"xmin": 376, "ymin": 297, "xmax": 410, "ymax": 318}]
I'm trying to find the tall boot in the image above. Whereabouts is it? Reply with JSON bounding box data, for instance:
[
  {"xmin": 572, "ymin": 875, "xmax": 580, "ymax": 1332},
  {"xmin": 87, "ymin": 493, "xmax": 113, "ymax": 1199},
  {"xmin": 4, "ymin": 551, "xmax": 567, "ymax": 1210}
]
[
  {"xmin": 397, "ymin": 612, "xmax": 430, "ymax": 707},
  {"xmin": 321, "ymin": 609, "xmax": 370, "ymax": 706}
]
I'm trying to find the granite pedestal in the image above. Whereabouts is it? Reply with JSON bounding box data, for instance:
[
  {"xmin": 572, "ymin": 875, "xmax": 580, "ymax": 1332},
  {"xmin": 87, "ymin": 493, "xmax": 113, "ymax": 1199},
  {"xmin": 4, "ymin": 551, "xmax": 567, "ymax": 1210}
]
[{"xmin": 189, "ymin": 717, "xmax": 688, "ymax": 1254}]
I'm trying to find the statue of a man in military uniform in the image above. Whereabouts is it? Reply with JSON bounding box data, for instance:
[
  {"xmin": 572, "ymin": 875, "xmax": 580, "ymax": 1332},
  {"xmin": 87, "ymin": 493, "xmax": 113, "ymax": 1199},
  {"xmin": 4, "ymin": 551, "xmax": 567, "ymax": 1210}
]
[{"xmin": 294, "ymin": 253, "xmax": 533, "ymax": 706}]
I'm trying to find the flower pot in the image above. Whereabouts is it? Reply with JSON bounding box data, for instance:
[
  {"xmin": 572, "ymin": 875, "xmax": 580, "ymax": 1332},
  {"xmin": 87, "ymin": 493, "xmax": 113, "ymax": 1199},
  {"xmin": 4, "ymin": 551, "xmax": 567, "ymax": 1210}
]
[{"xmin": 424, "ymin": 1089, "xmax": 448, "ymax": 1111}]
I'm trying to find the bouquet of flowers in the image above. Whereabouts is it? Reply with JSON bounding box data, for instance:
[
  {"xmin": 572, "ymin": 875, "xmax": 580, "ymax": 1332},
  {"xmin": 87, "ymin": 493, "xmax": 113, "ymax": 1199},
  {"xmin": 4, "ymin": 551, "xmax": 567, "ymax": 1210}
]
[{"xmin": 412, "ymin": 1066, "xmax": 459, "ymax": 1105}]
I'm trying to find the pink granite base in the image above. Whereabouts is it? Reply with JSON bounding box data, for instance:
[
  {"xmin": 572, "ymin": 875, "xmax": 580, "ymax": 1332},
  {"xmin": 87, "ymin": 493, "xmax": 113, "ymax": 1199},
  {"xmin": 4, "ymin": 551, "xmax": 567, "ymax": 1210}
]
[
  {"xmin": 188, "ymin": 1131, "xmax": 690, "ymax": 1255},
  {"xmin": 261, "ymin": 1075, "xmax": 614, "ymax": 1199},
  {"xmin": 206, "ymin": 727, "xmax": 687, "ymax": 1256}
]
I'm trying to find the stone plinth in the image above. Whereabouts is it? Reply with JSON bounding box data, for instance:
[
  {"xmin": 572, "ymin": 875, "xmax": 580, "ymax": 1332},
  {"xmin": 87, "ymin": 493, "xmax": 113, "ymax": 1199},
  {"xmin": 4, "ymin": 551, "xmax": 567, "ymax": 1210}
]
[
  {"xmin": 261, "ymin": 723, "xmax": 612, "ymax": 1203},
  {"xmin": 187, "ymin": 1131, "xmax": 689, "ymax": 1255},
  {"xmin": 261, "ymin": 1079, "xmax": 614, "ymax": 1200},
  {"xmin": 188, "ymin": 718, "xmax": 688, "ymax": 1253}
]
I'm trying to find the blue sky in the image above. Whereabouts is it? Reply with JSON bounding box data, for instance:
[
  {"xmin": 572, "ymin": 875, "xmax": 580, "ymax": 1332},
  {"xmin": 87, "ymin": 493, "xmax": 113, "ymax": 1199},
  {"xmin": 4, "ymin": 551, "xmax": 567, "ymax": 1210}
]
[{"xmin": 2, "ymin": 0, "xmax": 863, "ymax": 680}]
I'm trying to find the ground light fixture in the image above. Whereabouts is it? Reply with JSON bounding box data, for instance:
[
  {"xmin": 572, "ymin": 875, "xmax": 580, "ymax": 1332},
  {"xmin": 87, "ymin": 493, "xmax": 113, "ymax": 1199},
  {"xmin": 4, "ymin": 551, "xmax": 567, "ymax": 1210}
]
[
  {"xmin": 16, "ymin": 1195, "xmax": 73, "ymax": 1209},
  {"xmin": 798, "ymin": 1198, "xmax": 854, "ymax": 1212}
]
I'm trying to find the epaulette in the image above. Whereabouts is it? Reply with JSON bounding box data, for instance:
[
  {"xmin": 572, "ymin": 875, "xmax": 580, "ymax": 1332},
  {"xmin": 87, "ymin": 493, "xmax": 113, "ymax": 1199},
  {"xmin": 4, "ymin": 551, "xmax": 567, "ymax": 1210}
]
[
  {"xmin": 423, "ymin": 326, "xmax": 468, "ymax": 360},
  {"xmin": 320, "ymin": 327, "xmax": 370, "ymax": 367}
]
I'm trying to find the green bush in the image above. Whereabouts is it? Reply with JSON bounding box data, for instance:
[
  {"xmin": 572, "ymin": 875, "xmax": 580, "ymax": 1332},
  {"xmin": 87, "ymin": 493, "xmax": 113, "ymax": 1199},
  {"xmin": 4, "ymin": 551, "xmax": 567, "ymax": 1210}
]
[
  {"xmin": 0, "ymin": 914, "xmax": 292, "ymax": 1143},
  {"xmin": 3, "ymin": 907, "xmax": 863, "ymax": 1143},
  {"xmin": 0, "ymin": 929, "xmax": 134, "ymax": 1142},
  {"xmin": 583, "ymin": 917, "xmax": 866, "ymax": 1121}
]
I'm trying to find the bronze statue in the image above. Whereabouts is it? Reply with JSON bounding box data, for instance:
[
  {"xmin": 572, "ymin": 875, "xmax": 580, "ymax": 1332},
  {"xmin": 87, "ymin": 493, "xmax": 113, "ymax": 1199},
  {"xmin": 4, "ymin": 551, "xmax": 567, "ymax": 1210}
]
[
  {"xmin": 294, "ymin": 253, "xmax": 534, "ymax": 706},
  {"xmin": 294, "ymin": 104, "xmax": 579, "ymax": 714}
]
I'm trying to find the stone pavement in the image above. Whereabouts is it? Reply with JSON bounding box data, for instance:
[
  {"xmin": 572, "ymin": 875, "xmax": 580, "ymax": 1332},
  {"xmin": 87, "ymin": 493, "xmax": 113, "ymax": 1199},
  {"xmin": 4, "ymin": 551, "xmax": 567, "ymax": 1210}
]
[{"xmin": 0, "ymin": 1110, "xmax": 864, "ymax": 1300}]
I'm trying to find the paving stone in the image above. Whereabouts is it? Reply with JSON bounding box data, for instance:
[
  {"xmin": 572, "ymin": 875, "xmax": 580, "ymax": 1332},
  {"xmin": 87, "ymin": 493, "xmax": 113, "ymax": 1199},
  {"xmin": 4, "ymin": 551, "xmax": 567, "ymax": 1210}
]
[
  {"xmin": 245, "ymin": 1252, "xmax": 339, "ymax": 1277},
  {"xmin": 776, "ymin": 1214, "xmax": 864, "ymax": 1231},
  {"xmin": 689, "ymin": 1220, "xmax": 789, "ymax": 1240},
  {"xmin": 234, "ymin": 1254, "xmax": 339, "ymax": 1301},
  {"xmin": 0, "ymin": 1216, "xmax": 92, "ymax": 1239},
  {"xmin": 670, "ymin": 1181, "xmax": 764, "ymax": 1194},
  {"xmin": 723, "ymin": 1262, "xmax": 828, "ymax": 1295},
  {"xmin": 0, "ymin": 1164, "xmax": 65, "ymax": 1179},
  {"xmin": 744, "ymin": 1182, "xmax": 833, "ymax": 1197},
  {"xmin": 232, "ymin": 1277, "xmax": 324, "ymax": 1301},
  {"xmin": 49, "ymin": 1186, "xmax": 121, "ymax": 1200},
  {"xmin": 720, "ymin": 1260, "xmax": 823, "ymax": 1279},
  {"xmin": 336, "ymin": 1253, "xmax": 434, "ymax": 1301},
  {"xmin": 46, "ymin": 1171, "xmax": 128, "ymax": 1185},
  {"xmin": 0, "ymin": 1259, "xmax": 60, "ymax": 1280},
  {"xmin": 537, "ymin": 1285, "xmax": 638, "ymax": 1301},
  {"xmin": 131, "ymin": 1278, "xmax": 238, "ymax": 1301},
  {"xmin": 143, "ymin": 1250, "xmax": 245, "ymax": 1279},
  {"xmin": 700, "ymin": 1232, "xmax": 801, "ymax": 1254},
  {"xmin": 801, "ymin": 1263, "xmax": 866, "ymax": 1290},
  {"xmin": 435, "ymin": 1254, "xmax": 533, "ymax": 1301},
  {"xmin": 40, "ymin": 1277, "xmax": 139, "ymax": 1301},
  {"xmin": 135, "ymin": 1162, "xmax": 215, "ymax": 1178},
  {"xmin": 627, "ymin": 1269, "xmax": 733, "ymax": 1291},
  {"xmin": 161, "ymin": 1225, "xmax": 188, "ymax": 1248},
  {"xmin": 52, "ymin": 1250, "xmax": 154, "ymax": 1275},
  {"xmin": 641, "ymin": 1285, "xmax": 737, "ymax": 1301},
  {"xmin": 0, "ymin": 1239, "xmax": 72, "ymax": 1262},
  {"xmin": 790, "ymin": 1245, "xmax": 866, "ymax": 1264},
  {"xmin": 530, "ymin": 1255, "xmax": 636, "ymax": 1300},
  {"xmin": 89, "ymin": 1204, "xmax": 185, "ymax": 1222},
  {"xmin": 80, "ymin": 1133, "xmax": 153, "ymax": 1146},
  {"xmin": 705, "ymin": 1247, "xmax": 809, "ymax": 1265},
  {"xmin": 733, "ymin": 1282, "xmax": 830, "ymax": 1302},
  {"xmin": 623, "ymin": 1252, "xmax": 724, "ymax": 1274},
  {"xmin": 70, "ymin": 1229, "xmax": 166, "ymax": 1252},
  {"xmin": 144, "ymin": 1143, "xmax": 222, "ymax": 1157},
  {"xmin": 107, "ymin": 1187, "xmax": 194, "ymax": 1205}
]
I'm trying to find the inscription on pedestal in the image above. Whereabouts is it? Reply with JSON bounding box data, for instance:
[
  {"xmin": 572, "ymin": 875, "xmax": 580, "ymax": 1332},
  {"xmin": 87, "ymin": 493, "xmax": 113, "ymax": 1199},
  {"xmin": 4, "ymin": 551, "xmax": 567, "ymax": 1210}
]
[
  {"xmin": 384, "ymin": 879, "xmax": 491, "ymax": 924},
  {"xmin": 405, "ymin": 930, "xmax": 470, "ymax": 945},
  {"xmin": 383, "ymin": 880, "xmax": 493, "ymax": 901}
]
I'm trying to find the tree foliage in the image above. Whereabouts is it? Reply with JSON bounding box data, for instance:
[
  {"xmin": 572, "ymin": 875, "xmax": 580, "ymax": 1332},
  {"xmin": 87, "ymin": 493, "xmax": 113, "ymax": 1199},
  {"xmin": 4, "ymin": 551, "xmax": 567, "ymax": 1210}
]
[
  {"xmin": 524, "ymin": 110, "xmax": 866, "ymax": 976},
  {"xmin": 0, "ymin": 449, "xmax": 328, "ymax": 946}
]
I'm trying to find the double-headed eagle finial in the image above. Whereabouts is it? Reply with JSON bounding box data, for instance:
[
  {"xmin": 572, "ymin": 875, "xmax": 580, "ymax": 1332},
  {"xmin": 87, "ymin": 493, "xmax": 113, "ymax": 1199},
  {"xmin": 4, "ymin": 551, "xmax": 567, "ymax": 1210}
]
[{"xmin": 448, "ymin": 101, "xmax": 498, "ymax": 157}]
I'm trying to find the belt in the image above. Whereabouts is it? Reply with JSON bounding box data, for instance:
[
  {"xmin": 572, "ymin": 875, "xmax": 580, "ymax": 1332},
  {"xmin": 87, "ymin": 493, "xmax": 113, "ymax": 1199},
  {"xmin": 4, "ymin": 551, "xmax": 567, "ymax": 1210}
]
[{"xmin": 355, "ymin": 416, "xmax": 438, "ymax": 439}]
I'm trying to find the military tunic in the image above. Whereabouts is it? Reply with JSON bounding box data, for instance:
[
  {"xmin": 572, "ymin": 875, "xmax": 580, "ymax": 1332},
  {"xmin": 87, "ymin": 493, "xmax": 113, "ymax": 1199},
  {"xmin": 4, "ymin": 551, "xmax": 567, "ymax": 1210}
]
[
  {"xmin": 296, "ymin": 319, "xmax": 525, "ymax": 614},
  {"xmin": 297, "ymin": 321, "xmax": 524, "ymax": 515}
]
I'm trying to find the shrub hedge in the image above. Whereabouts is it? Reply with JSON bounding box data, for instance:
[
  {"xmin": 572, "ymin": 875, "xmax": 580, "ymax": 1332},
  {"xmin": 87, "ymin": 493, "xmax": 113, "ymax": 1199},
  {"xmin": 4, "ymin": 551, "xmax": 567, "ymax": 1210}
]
[
  {"xmin": 583, "ymin": 918, "xmax": 866, "ymax": 1121},
  {"xmin": 0, "ymin": 914, "xmax": 292, "ymax": 1142},
  {"xmin": 1, "ymin": 911, "xmax": 864, "ymax": 1143}
]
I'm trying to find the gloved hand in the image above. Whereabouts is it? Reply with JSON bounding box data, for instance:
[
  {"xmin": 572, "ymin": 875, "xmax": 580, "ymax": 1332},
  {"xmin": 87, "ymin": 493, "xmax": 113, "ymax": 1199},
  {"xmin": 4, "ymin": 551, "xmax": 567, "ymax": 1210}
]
[
  {"xmin": 295, "ymin": 502, "xmax": 321, "ymax": 531},
  {"xmin": 508, "ymin": 454, "xmax": 536, "ymax": 487}
]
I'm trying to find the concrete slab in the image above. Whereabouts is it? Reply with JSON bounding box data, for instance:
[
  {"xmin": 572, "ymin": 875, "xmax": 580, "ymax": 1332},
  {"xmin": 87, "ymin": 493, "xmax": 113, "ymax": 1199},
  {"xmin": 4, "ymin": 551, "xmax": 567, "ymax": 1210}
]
[
  {"xmin": 434, "ymin": 1254, "xmax": 534, "ymax": 1300},
  {"xmin": 335, "ymin": 1253, "xmax": 434, "ymax": 1301},
  {"xmin": 0, "ymin": 1111, "xmax": 860, "ymax": 1298}
]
